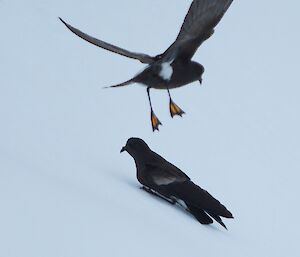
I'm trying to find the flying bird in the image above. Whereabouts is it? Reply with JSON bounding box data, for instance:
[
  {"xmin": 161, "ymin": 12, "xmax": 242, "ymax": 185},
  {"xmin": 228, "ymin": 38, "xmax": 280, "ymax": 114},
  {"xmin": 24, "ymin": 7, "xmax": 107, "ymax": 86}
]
[
  {"xmin": 121, "ymin": 137, "xmax": 233, "ymax": 229},
  {"xmin": 60, "ymin": 0, "xmax": 233, "ymax": 131}
]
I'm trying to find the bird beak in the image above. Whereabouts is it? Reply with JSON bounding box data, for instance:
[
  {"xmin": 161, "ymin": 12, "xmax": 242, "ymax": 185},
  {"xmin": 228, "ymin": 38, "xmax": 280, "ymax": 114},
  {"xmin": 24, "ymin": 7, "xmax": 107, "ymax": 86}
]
[
  {"xmin": 199, "ymin": 79, "xmax": 203, "ymax": 85},
  {"xmin": 120, "ymin": 146, "xmax": 126, "ymax": 153}
]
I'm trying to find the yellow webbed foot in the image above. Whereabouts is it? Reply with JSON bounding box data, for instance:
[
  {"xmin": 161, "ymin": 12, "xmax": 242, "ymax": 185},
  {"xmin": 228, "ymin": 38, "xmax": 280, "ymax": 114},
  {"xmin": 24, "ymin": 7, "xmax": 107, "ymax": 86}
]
[
  {"xmin": 151, "ymin": 111, "xmax": 162, "ymax": 132},
  {"xmin": 169, "ymin": 100, "xmax": 185, "ymax": 118}
]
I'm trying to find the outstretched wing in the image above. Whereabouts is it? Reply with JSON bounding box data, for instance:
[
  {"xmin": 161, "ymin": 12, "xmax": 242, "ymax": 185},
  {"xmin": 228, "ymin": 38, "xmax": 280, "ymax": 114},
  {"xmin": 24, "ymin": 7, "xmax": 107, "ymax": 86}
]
[
  {"xmin": 177, "ymin": 0, "xmax": 233, "ymax": 42},
  {"xmin": 162, "ymin": 0, "xmax": 233, "ymax": 61},
  {"xmin": 59, "ymin": 18, "xmax": 155, "ymax": 64}
]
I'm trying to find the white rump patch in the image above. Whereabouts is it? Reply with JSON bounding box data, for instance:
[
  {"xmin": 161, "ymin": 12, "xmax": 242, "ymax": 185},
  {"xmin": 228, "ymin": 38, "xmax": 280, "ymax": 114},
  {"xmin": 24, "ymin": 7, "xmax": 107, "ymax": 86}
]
[{"xmin": 159, "ymin": 61, "xmax": 173, "ymax": 81}]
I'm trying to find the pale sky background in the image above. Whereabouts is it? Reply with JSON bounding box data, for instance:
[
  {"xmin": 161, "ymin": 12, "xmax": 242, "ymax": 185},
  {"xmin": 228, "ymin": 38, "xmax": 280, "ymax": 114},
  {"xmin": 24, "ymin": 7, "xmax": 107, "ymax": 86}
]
[{"xmin": 1, "ymin": 1, "xmax": 300, "ymax": 256}]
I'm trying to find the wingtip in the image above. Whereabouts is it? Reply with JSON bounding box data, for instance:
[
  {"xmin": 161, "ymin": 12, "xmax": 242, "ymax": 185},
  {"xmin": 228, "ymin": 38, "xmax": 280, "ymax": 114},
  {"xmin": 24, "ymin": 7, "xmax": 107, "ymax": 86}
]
[
  {"xmin": 58, "ymin": 17, "xmax": 68, "ymax": 27},
  {"xmin": 217, "ymin": 219, "xmax": 228, "ymax": 230},
  {"xmin": 227, "ymin": 211, "xmax": 234, "ymax": 219}
]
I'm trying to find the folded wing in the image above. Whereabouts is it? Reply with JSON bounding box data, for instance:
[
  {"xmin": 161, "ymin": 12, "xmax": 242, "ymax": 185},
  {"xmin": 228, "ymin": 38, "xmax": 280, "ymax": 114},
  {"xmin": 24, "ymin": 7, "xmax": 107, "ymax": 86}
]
[
  {"xmin": 144, "ymin": 161, "xmax": 189, "ymax": 187},
  {"xmin": 165, "ymin": 180, "xmax": 233, "ymax": 218}
]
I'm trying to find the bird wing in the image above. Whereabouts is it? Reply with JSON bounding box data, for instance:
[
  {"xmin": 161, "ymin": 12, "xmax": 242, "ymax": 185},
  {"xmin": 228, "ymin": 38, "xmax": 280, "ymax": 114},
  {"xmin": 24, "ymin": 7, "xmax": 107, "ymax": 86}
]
[
  {"xmin": 142, "ymin": 160, "xmax": 233, "ymax": 219},
  {"xmin": 161, "ymin": 0, "xmax": 233, "ymax": 61},
  {"xmin": 143, "ymin": 154, "xmax": 190, "ymax": 187},
  {"xmin": 59, "ymin": 18, "xmax": 155, "ymax": 64},
  {"xmin": 176, "ymin": 0, "xmax": 233, "ymax": 42},
  {"xmin": 164, "ymin": 180, "xmax": 233, "ymax": 218}
]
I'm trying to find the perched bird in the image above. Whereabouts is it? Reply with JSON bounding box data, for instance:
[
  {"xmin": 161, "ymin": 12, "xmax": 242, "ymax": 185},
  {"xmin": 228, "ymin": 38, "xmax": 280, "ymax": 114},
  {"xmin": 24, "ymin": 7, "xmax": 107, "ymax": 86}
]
[
  {"xmin": 121, "ymin": 137, "xmax": 233, "ymax": 229},
  {"xmin": 60, "ymin": 0, "xmax": 234, "ymax": 131}
]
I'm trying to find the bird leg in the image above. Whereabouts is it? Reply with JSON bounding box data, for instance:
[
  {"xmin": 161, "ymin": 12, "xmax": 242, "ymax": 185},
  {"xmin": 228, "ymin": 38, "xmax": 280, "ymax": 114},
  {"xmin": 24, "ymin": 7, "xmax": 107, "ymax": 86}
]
[
  {"xmin": 167, "ymin": 88, "xmax": 185, "ymax": 118},
  {"xmin": 140, "ymin": 186, "xmax": 175, "ymax": 205},
  {"xmin": 147, "ymin": 87, "xmax": 162, "ymax": 131}
]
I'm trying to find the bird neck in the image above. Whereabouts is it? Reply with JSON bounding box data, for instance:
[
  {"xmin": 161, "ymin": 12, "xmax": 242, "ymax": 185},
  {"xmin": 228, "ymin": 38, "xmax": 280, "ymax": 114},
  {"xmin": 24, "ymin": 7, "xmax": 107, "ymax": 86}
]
[{"xmin": 131, "ymin": 152, "xmax": 152, "ymax": 169}]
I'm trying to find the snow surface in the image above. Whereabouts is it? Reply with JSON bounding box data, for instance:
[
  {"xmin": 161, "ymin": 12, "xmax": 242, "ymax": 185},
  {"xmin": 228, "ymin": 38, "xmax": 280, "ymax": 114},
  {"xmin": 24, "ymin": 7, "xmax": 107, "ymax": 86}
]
[{"xmin": 1, "ymin": 0, "xmax": 300, "ymax": 257}]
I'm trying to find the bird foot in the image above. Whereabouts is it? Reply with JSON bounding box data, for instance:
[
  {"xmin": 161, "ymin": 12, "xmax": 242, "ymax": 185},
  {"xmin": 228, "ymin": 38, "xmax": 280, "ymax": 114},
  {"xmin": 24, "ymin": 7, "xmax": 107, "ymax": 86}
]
[
  {"xmin": 169, "ymin": 99, "xmax": 185, "ymax": 118},
  {"xmin": 150, "ymin": 110, "xmax": 162, "ymax": 132}
]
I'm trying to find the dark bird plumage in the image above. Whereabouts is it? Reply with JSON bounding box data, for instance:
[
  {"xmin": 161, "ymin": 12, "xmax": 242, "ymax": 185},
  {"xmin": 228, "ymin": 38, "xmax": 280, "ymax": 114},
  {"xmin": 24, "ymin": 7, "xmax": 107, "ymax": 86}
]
[
  {"xmin": 60, "ymin": 0, "xmax": 234, "ymax": 131},
  {"xmin": 121, "ymin": 138, "xmax": 234, "ymax": 229}
]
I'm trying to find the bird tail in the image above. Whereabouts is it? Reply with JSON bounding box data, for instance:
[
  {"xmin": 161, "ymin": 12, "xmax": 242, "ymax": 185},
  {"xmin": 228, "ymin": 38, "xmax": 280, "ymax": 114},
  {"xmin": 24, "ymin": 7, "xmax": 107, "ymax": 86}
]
[
  {"xmin": 207, "ymin": 211, "xmax": 228, "ymax": 230},
  {"xmin": 187, "ymin": 203, "xmax": 228, "ymax": 229},
  {"xmin": 171, "ymin": 181, "xmax": 233, "ymax": 218},
  {"xmin": 165, "ymin": 180, "xmax": 233, "ymax": 228},
  {"xmin": 186, "ymin": 203, "xmax": 213, "ymax": 225},
  {"xmin": 103, "ymin": 79, "xmax": 134, "ymax": 89}
]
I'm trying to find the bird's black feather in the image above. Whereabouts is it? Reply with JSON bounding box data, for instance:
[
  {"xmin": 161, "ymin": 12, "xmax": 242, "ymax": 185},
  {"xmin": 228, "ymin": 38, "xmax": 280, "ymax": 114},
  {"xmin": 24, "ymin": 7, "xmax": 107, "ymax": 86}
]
[{"xmin": 122, "ymin": 138, "xmax": 233, "ymax": 229}]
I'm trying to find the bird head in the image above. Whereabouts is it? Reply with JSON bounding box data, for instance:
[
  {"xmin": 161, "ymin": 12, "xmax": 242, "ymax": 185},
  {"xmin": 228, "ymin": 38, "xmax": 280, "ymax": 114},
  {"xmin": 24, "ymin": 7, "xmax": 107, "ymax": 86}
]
[
  {"xmin": 121, "ymin": 137, "xmax": 151, "ymax": 158},
  {"xmin": 192, "ymin": 62, "xmax": 205, "ymax": 85},
  {"xmin": 199, "ymin": 77, "xmax": 203, "ymax": 85},
  {"xmin": 198, "ymin": 64, "xmax": 205, "ymax": 85}
]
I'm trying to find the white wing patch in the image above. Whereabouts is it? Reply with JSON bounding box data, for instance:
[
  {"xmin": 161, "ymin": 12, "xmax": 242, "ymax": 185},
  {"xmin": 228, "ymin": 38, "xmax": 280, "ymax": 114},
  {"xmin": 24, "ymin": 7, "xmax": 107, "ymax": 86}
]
[
  {"xmin": 153, "ymin": 175, "xmax": 176, "ymax": 186},
  {"xmin": 159, "ymin": 61, "xmax": 173, "ymax": 81}
]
